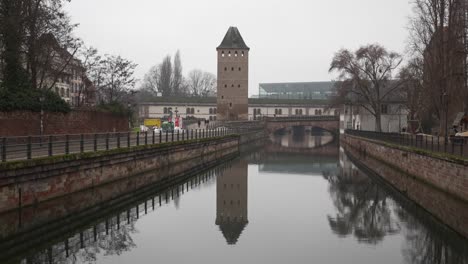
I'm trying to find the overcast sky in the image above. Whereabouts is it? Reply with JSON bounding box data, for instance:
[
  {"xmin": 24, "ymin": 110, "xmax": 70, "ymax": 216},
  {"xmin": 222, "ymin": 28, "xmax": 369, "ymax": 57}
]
[{"xmin": 66, "ymin": 0, "xmax": 413, "ymax": 96}]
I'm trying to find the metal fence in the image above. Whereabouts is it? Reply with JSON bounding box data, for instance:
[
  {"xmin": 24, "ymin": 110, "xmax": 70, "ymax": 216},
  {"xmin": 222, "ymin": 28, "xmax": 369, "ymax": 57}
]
[
  {"xmin": 345, "ymin": 129, "xmax": 468, "ymax": 159},
  {"xmin": 0, "ymin": 128, "xmax": 234, "ymax": 162}
]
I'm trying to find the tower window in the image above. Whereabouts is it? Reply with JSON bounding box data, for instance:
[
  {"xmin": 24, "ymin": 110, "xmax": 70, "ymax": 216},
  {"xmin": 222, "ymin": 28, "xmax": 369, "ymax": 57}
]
[
  {"xmin": 231, "ymin": 84, "xmax": 234, "ymax": 88},
  {"xmin": 229, "ymin": 103, "xmax": 232, "ymax": 108},
  {"xmin": 238, "ymin": 85, "xmax": 241, "ymax": 88},
  {"xmin": 228, "ymin": 51, "xmax": 231, "ymax": 57},
  {"xmin": 224, "ymin": 84, "xmax": 227, "ymax": 88},
  {"xmin": 241, "ymin": 51, "xmax": 245, "ymax": 57},
  {"xmin": 221, "ymin": 96, "xmax": 224, "ymax": 99},
  {"xmin": 235, "ymin": 51, "xmax": 238, "ymax": 57},
  {"xmin": 239, "ymin": 67, "xmax": 241, "ymax": 71},
  {"xmin": 231, "ymin": 67, "xmax": 234, "ymax": 71},
  {"xmin": 224, "ymin": 67, "xmax": 227, "ymax": 71},
  {"xmin": 221, "ymin": 51, "xmax": 225, "ymax": 57}
]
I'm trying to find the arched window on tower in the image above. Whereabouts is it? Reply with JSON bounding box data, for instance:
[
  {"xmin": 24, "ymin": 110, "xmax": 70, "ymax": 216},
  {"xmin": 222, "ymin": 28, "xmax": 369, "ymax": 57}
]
[
  {"xmin": 235, "ymin": 51, "xmax": 238, "ymax": 57},
  {"xmin": 241, "ymin": 51, "xmax": 245, "ymax": 57},
  {"xmin": 221, "ymin": 51, "xmax": 225, "ymax": 57},
  {"xmin": 228, "ymin": 51, "xmax": 231, "ymax": 57}
]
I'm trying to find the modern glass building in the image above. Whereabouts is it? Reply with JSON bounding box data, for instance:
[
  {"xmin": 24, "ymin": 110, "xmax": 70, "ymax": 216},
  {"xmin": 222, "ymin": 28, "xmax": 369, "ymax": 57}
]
[{"xmin": 258, "ymin": 82, "xmax": 336, "ymax": 100}]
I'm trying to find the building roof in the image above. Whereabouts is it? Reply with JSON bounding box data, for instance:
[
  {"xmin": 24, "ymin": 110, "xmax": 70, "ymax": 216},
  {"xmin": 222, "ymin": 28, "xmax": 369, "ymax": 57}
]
[
  {"xmin": 218, "ymin": 220, "xmax": 248, "ymax": 245},
  {"xmin": 138, "ymin": 96, "xmax": 332, "ymax": 106},
  {"xmin": 259, "ymin": 82, "xmax": 335, "ymax": 94},
  {"xmin": 217, "ymin": 27, "xmax": 250, "ymax": 50}
]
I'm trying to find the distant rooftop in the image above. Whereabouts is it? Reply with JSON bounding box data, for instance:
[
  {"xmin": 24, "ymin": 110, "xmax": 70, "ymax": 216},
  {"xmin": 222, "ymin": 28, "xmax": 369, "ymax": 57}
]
[
  {"xmin": 259, "ymin": 82, "xmax": 335, "ymax": 93},
  {"xmin": 259, "ymin": 82, "xmax": 336, "ymax": 100},
  {"xmin": 217, "ymin": 27, "xmax": 250, "ymax": 50},
  {"xmin": 138, "ymin": 96, "xmax": 331, "ymax": 106}
]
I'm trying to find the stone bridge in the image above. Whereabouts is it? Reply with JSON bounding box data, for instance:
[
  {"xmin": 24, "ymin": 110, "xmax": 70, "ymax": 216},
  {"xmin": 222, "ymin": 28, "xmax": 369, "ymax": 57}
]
[{"xmin": 264, "ymin": 116, "xmax": 340, "ymax": 134}]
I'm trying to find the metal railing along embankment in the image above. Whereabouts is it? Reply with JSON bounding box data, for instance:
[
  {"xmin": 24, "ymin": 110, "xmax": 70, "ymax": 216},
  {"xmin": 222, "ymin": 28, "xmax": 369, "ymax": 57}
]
[
  {"xmin": 0, "ymin": 128, "xmax": 235, "ymax": 162},
  {"xmin": 345, "ymin": 129, "xmax": 468, "ymax": 159}
]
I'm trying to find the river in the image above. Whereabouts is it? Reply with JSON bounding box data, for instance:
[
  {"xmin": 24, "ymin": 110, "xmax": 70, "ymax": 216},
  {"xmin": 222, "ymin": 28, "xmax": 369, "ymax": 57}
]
[{"xmin": 1, "ymin": 130, "xmax": 468, "ymax": 264}]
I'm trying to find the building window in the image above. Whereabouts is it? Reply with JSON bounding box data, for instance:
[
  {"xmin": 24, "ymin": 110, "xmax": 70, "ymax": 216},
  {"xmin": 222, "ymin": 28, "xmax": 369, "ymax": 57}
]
[
  {"xmin": 224, "ymin": 67, "xmax": 227, "ymax": 71},
  {"xmin": 228, "ymin": 51, "xmax": 231, "ymax": 57},
  {"xmin": 224, "ymin": 84, "xmax": 227, "ymax": 88},
  {"xmin": 229, "ymin": 103, "xmax": 232, "ymax": 108},
  {"xmin": 231, "ymin": 84, "xmax": 234, "ymax": 88},
  {"xmin": 191, "ymin": 108, "xmax": 195, "ymax": 114},
  {"xmin": 222, "ymin": 51, "xmax": 225, "ymax": 57},
  {"xmin": 381, "ymin": 104, "xmax": 389, "ymax": 114},
  {"xmin": 164, "ymin": 107, "xmax": 168, "ymax": 114},
  {"xmin": 241, "ymin": 51, "xmax": 245, "ymax": 57},
  {"xmin": 209, "ymin": 108, "xmax": 213, "ymax": 114},
  {"xmin": 238, "ymin": 84, "xmax": 241, "ymax": 88},
  {"xmin": 214, "ymin": 108, "xmax": 217, "ymax": 114},
  {"xmin": 221, "ymin": 96, "xmax": 224, "ymax": 99},
  {"xmin": 235, "ymin": 51, "xmax": 238, "ymax": 57},
  {"xmin": 239, "ymin": 67, "xmax": 241, "ymax": 71},
  {"xmin": 231, "ymin": 67, "xmax": 234, "ymax": 71}
]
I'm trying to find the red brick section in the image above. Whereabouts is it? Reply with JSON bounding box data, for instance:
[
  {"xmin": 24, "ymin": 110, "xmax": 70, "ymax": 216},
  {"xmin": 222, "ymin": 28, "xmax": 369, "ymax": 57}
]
[
  {"xmin": 342, "ymin": 134, "xmax": 468, "ymax": 202},
  {"xmin": 0, "ymin": 110, "xmax": 129, "ymax": 136},
  {"xmin": 345, "ymin": 144, "xmax": 468, "ymax": 238}
]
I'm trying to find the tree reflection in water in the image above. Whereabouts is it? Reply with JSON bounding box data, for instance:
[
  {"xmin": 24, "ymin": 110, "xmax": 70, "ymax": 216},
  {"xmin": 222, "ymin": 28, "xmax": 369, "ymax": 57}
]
[
  {"xmin": 395, "ymin": 205, "xmax": 468, "ymax": 264},
  {"xmin": 329, "ymin": 149, "xmax": 468, "ymax": 263},
  {"xmin": 323, "ymin": 169, "xmax": 400, "ymax": 244}
]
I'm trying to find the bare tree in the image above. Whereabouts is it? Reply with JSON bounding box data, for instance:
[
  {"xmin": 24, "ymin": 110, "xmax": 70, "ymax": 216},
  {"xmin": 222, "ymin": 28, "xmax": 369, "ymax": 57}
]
[
  {"xmin": 23, "ymin": 0, "xmax": 80, "ymax": 91},
  {"xmin": 158, "ymin": 55, "xmax": 172, "ymax": 96},
  {"xmin": 97, "ymin": 55, "xmax": 137, "ymax": 104},
  {"xmin": 140, "ymin": 65, "xmax": 160, "ymax": 95},
  {"xmin": 329, "ymin": 44, "xmax": 403, "ymax": 132},
  {"xmin": 172, "ymin": 50, "xmax": 183, "ymax": 96},
  {"xmin": 398, "ymin": 57, "xmax": 427, "ymax": 132},
  {"xmin": 408, "ymin": 0, "xmax": 468, "ymax": 135},
  {"xmin": 187, "ymin": 69, "xmax": 216, "ymax": 97}
]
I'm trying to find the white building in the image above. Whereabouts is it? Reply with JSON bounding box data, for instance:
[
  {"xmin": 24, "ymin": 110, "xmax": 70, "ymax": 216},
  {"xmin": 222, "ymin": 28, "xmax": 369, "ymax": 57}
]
[
  {"xmin": 138, "ymin": 97, "xmax": 340, "ymax": 122},
  {"xmin": 341, "ymin": 103, "xmax": 408, "ymax": 133}
]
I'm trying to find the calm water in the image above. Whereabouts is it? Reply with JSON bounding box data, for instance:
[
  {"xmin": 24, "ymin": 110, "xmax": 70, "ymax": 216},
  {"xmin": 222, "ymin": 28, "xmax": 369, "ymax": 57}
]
[{"xmin": 2, "ymin": 130, "xmax": 468, "ymax": 264}]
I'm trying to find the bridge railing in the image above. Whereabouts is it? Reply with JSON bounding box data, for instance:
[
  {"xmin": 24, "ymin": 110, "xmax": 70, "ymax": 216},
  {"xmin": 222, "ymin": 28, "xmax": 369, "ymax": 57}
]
[
  {"xmin": 264, "ymin": 115, "xmax": 340, "ymax": 122},
  {"xmin": 345, "ymin": 129, "xmax": 468, "ymax": 159},
  {"xmin": 0, "ymin": 128, "xmax": 235, "ymax": 163}
]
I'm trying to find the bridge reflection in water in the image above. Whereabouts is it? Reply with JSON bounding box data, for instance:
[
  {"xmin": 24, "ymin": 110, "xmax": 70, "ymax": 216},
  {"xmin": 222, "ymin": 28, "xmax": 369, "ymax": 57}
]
[{"xmin": 1, "ymin": 131, "xmax": 468, "ymax": 264}]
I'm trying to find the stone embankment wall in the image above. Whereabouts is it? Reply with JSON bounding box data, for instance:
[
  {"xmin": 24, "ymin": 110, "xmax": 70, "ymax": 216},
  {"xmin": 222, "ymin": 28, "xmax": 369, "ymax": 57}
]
[
  {"xmin": 0, "ymin": 110, "xmax": 129, "ymax": 136},
  {"xmin": 344, "ymin": 144, "xmax": 468, "ymax": 238},
  {"xmin": 342, "ymin": 134, "xmax": 468, "ymax": 202},
  {"xmin": 0, "ymin": 136, "xmax": 239, "ymax": 212}
]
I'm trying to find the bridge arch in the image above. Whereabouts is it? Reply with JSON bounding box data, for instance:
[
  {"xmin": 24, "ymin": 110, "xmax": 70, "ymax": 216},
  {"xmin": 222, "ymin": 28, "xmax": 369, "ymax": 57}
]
[{"xmin": 265, "ymin": 116, "xmax": 340, "ymax": 136}]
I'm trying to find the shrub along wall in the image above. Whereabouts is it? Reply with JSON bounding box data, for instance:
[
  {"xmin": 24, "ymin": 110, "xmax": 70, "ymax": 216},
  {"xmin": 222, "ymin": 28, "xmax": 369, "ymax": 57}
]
[{"xmin": 0, "ymin": 110, "xmax": 129, "ymax": 136}]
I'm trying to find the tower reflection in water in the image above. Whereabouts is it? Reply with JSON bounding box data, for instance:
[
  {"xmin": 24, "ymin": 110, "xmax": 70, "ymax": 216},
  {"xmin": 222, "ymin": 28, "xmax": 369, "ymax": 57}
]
[{"xmin": 215, "ymin": 160, "xmax": 248, "ymax": 245}]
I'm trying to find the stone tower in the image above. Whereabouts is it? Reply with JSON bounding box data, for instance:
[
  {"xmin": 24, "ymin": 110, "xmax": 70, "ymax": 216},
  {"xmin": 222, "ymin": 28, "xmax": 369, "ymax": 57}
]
[
  {"xmin": 217, "ymin": 27, "xmax": 249, "ymax": 121},
  {"xmin": 215, "ymin": 160, "xmax": 248, "ymax": 245}
]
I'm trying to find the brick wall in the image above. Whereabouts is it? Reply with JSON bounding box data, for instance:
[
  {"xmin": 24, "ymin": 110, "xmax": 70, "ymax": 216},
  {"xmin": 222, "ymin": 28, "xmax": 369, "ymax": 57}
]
[
  {"xmin": 0, "ymin": 110, "xmax": 129, "ymax": 136},
  {"xmin": 0, "ymin": 136, "xmax": 239, "ymax": 212},
  {"xmin": 342, "ymin": 134, "xmax": 468, "ymax": 202}
]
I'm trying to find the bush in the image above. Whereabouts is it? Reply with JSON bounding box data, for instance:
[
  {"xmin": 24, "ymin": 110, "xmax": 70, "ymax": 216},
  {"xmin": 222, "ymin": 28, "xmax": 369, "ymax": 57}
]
[
  {"xmin": 0, "ymin": 87, "xmax": 71, "ymax": 113},
  {"xmin": 96, "ymin": 101, "xmax": 131, "ymax": 116}
]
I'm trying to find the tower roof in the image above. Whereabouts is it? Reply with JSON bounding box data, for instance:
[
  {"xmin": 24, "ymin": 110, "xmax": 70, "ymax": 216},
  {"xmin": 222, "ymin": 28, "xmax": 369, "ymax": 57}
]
[{"xmin": 217, "ymin": 27, "xmax": 250, "ymax": 50}]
